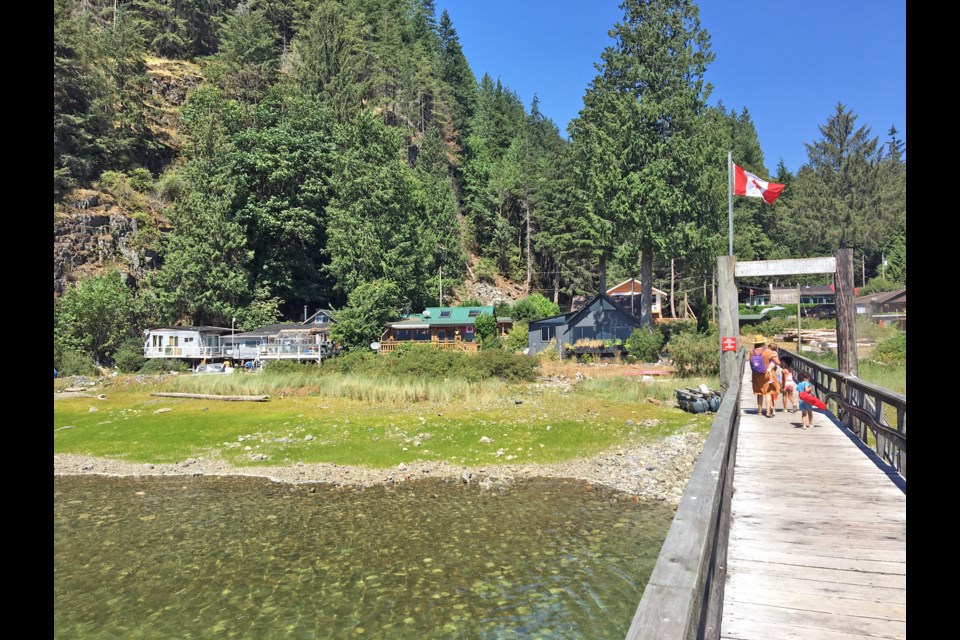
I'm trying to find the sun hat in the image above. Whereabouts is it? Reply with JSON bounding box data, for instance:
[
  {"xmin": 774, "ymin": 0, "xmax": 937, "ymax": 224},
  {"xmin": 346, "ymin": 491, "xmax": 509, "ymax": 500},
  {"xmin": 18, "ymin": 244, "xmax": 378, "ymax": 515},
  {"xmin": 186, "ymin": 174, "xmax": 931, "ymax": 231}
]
[{"xmin": 752, "ymin": 335, "xmax": 765, "ymax": 345}]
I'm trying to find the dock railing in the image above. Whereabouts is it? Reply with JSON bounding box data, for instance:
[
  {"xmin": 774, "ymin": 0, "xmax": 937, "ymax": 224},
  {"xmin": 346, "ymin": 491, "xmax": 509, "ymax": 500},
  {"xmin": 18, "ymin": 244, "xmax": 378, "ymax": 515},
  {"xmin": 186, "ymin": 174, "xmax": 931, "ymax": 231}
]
[
  {"xmin": 787, "ymin": 350, "xmax": 906, "ymax": 477},
  {"xmin": 625, "ymin": 349, "xmax": 744, "ymax": 640}
]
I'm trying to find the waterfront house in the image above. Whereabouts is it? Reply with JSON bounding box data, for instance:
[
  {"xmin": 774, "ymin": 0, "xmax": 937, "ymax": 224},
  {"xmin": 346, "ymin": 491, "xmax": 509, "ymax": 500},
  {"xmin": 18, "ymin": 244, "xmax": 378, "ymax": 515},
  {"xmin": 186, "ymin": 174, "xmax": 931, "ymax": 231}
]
[
  {"xmin": 527, "ymin": 293, "xmax": 642, "ymax": 357},
  {"xmin": 378, "ymin": 306, "xmax": 512, "ymax": 353}
]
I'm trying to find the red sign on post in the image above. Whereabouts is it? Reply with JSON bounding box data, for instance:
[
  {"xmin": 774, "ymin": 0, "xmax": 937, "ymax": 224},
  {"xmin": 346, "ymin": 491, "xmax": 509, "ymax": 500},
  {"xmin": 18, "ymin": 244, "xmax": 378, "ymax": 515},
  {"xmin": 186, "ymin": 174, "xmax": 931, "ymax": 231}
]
[{"xmin": 721, "ymin": 337, "xmax": 737, "ymax": 352}]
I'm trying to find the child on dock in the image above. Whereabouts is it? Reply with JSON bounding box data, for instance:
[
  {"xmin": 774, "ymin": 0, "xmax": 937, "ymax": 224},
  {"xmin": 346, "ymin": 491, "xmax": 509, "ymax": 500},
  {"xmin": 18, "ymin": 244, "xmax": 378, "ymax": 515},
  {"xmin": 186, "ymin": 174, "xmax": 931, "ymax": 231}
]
[
  {"xmin": 796, "ymin": 372, "xmax": 814, "ymax": 429},
  {"xmin": 780, "ymin": 362, "xmax": 797, "ymax": 413}
]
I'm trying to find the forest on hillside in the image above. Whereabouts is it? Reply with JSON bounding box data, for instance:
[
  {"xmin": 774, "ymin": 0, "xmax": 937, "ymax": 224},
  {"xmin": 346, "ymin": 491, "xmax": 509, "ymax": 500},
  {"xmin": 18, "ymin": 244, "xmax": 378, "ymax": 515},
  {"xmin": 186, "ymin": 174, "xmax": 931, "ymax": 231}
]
[{"xmin": 54, "ymin": 0, "xmax": 906, "ymax": 364}]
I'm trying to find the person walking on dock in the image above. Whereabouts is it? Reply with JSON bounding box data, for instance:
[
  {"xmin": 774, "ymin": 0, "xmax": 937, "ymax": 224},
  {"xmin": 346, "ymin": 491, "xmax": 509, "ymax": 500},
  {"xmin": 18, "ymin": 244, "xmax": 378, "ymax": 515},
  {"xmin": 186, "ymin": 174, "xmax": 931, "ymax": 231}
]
[{"xmin": 750, "ymin": 336, "xmax": 781, "ymax": 418}]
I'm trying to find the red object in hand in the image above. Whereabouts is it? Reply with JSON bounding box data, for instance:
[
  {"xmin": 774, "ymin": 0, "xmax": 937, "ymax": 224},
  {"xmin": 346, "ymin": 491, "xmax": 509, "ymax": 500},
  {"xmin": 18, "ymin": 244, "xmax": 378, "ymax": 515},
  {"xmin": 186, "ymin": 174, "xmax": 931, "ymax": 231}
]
[{"xmin": 798, "ymin": 391, "xmax": 826, "ymax": 410}]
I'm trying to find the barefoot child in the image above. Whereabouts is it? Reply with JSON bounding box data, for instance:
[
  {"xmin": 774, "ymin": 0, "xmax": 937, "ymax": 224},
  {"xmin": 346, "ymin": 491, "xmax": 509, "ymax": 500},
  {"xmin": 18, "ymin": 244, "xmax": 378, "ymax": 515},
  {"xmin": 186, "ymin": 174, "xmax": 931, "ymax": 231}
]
[
  {"xmin": 781, "ymin": 361, "xmax": 797, "ymax": 413},
  {"xmin": 796, "ymin": 372, "xmax": 814, "ymax": 429}
]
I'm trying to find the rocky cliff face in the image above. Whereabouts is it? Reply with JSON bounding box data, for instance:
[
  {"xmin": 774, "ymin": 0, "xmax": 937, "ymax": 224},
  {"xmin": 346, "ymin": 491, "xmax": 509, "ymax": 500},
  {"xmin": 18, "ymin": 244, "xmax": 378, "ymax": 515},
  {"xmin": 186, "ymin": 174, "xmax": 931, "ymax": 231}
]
[
  {"xmin": 53, "ymin": 190, "xmax": 168, "ymax": 295},
  {"xmin": 144, "ymin": 57, "xmax": 203, "ymax": 156},
  {"xmin": 54, "ymin": 58, "xmax": 201, "ymax": 296}
]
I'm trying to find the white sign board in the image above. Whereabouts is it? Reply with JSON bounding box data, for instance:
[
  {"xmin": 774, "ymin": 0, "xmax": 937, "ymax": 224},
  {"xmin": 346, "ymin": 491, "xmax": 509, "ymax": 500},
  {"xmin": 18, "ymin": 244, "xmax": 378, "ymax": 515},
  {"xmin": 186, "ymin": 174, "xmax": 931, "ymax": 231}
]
[
  {"xmin": 770, "ymin": 288, "xmax": 800, "ymax": 304},
  {"xmin": 735, "ymin": 257, "xmax": 837, "ymax": 277}
]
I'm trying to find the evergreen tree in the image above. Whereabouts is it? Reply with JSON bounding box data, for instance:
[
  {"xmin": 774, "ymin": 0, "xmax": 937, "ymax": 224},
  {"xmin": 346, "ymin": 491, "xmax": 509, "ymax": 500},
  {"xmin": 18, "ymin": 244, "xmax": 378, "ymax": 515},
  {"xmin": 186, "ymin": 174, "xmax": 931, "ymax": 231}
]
[
  {"xmin": 129, "ymin": 0, "xmax": 189, "ymax": 58},
  {"xmin": 230, "ymin": 90, "xmax": 337, "ymax": 317},
  {"xmin": 786, "ymin": 103, "xmax": 898, "ymax": 278},
  {"xmin": 570, "ymin": 0, "xmax": 716, "ymax": 327},
  {"xmin": 437, "ymin": 9, "xmax": 477, "ymax": 143},
  {"xmin": 207, "ymin": 2, "xmax": 279, "ymax": 104},
  {"xmin": 288, "ymin": 0, "xmax": 369, "ymax": 120},
  {"xmin": 54, "ymin": 0, "xmax": 105, "ymax": 197},
  {"xmin": 148, "ymin": 86, "xmax": 251, "ymax": 325}
]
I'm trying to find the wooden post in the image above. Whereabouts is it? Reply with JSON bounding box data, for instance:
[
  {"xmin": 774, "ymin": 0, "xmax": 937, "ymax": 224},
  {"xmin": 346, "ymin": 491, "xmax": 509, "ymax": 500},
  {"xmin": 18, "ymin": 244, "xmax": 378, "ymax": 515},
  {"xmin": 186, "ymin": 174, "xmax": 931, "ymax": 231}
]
[
  {"xmin": 670, "ymin": 258, "xmax": 676, "ymax": 318},
  {"xmin": 835, "ymin": 248, "xmax": 858, "ymax": 376},
  {"xmin": 717, "ymin": 256, "xmax": 738, "ymax": 392},
  {"xmin": 796, "ymin": 282, "xmax": 802, "ymax": 354}
]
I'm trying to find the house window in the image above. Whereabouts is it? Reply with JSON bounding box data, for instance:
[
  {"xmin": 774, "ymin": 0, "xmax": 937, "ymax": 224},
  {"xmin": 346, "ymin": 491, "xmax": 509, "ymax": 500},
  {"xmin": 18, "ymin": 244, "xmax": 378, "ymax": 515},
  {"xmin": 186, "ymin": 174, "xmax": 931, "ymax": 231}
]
[
  {"xmin": 414, "ymin": 329, "xmax": 430, "ymax": 341},
  {"xmin": 395, "ymin": 329, "xmax": 411, "ymax": 341},
  {"xmin": 184, "ymin": 337, "xmax": 194, "ymax": 343},
  {"xmin": 439, "ymin": 311, "xmax": 452, "ymax": 318},
  {"xmin": 468, "ymin": 310, "xmax": 481, "ymax": 317},
  {"xmin": 541, "ymin": 326, "xmax": 553, "ymax": 341},
  {"xmin": 314, "ymin": 315, "xmax": 327, "ymax": 324}
]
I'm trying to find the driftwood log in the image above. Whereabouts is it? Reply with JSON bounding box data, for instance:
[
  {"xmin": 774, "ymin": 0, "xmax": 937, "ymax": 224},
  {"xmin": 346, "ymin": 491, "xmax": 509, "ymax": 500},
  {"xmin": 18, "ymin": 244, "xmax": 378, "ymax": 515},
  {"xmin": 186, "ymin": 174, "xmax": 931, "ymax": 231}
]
[{"xmin": 150, "ymin": 392, "xmax": 270, "ymax": 402}]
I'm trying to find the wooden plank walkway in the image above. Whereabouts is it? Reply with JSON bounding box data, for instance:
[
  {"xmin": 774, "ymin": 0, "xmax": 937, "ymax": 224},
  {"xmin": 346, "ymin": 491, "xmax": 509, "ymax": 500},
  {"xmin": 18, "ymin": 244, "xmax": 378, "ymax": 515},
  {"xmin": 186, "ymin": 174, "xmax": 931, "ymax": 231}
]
[{"xmin": 720, "ymin": 368, "xmax": 906, "ymax": 640}]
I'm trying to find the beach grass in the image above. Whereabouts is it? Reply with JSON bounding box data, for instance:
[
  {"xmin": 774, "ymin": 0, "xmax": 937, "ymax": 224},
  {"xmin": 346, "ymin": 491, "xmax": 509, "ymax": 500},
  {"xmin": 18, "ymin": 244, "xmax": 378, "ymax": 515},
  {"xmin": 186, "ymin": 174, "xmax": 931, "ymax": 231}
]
[{"xmin": 54, "ymin": 373, "xmax": 713, "ymax": 469}]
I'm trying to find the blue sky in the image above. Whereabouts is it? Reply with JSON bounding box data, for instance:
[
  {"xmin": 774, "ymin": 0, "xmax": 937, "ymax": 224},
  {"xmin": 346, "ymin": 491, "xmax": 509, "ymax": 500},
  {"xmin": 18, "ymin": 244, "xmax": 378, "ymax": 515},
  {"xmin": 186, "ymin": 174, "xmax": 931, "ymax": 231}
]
[{"xmin": 434, "ymin": 0, "xmax": 906, "ymax": 176}]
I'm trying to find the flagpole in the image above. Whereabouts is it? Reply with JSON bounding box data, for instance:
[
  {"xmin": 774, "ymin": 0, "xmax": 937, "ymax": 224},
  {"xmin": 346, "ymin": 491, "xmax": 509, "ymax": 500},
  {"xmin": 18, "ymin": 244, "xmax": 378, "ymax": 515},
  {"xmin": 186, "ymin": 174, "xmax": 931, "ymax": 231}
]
[{"xmin": 727, "ymin": 151, "xmax": 733, "ymax": 256}]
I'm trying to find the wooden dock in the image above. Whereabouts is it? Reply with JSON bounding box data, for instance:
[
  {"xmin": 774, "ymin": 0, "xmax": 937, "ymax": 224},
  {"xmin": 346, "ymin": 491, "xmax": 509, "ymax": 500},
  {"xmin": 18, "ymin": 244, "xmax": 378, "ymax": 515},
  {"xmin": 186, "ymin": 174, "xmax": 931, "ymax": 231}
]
[{"xmin": 720, "ymin": 371, "xmax": 906, "ymax": 639}]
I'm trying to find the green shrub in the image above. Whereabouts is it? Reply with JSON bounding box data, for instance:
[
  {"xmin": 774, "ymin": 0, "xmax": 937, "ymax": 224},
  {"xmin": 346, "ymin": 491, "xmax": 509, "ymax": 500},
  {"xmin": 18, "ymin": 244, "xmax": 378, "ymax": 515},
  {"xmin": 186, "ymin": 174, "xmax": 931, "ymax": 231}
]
[
  {"xmin": 658, "ymin": 320, "xmax": 697, "ymax": 342},
  {"xmin": 458, "ymin": 298, "xmax": 483, "ymax": 308},
  {"xmin": 667, "ymin": 332, "xmax": 719, "ymax": 377},
  {"xmin": 320, "ymin": 344, "xmax": 538, "ymax": 382},
  {"xmin": 320, "ymin": 350, "xmax": 378, "ymax": 375},
  {"xmin": 625, "ymin": 327, "xmax": 664, "ymax": 363},
  {"xmin": 537, "ymin": 339, "xmax": 560, "ymax": 362},
  {"xmin": 139, "ymin": 358, "xmax": 192, "ymax": 373},
  {"xmin": 474, "ymin": 313, "xmax": 499, "ymax": 348},
  {"xmin": 869, "ymin": 332, "xmax": 906, "ymax": 366},
  {"xmin": 505, "ymin": 321, "xmax": 529, "ymax": 352},
  {"xmin": 387, "ymin": 345, "xmax": 465, "ymax": 380},
  {"xmin": 475, "ymin": 258, "xmax": 497, "ymax": 284},
  {"xmin": 510, "ymin": 294, "xmax": 561, "ymax": 322},
  {"xmin": 473, "ymin": 349, "xmax": 539, "ymax": 381},
  {"xmin": 58, "ymin": 350, "xmax": 101, "ymax": 376},
  {"xmin": 113, "ymin": 337, "xmax": 147, "ymax": 373}
]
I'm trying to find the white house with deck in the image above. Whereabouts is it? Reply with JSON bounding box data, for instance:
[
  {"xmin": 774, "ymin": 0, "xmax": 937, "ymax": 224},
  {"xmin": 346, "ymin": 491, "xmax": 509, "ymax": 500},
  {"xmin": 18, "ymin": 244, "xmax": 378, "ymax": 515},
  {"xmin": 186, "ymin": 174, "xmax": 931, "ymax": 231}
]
[{"xmin": 142, "ymin": 326, "xmax": 233, "ymax": 360}]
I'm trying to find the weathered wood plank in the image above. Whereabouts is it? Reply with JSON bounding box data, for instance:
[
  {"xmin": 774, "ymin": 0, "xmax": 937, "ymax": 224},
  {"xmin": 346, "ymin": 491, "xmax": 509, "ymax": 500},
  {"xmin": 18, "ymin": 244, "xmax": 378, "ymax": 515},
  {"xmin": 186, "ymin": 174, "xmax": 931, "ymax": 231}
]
[
  {"xmin": 724, "ymin": 572, "xmax": 906, "ymax": 604},
  {"xmin": 150, "ymin": 392, "xmax": 270, "ymax": 402},
  {"xmin": 723, "ymin": 581, "xmax": 906, "ymax": 620},
  {"xmin": 725, "ymin": 537, "xmax": 905, "ymax": 563},
  {"xmin": 730, "ymin": 502, "xmax": 906, "ymax": 523},
  {"xmin": 728, "ymin": 530, "xmax": 906, "ymax": 552},
  {"xmin": 624, "ymin": 584, "xmax": 694, "ymax": 640},
  {"xmin": 721, "ymin": 601, "xmax": 905, "ymax": 639},
  {"xmin": 727, "ymin": 546, "xmax": 904, "ymax": 574},
  {"xmin": 720, "ymin": 617, "xmax": 901, "ymax": 640},
  {"xmin": 726, "ymin": 558, "xmax": 907, "ymax": 589}
]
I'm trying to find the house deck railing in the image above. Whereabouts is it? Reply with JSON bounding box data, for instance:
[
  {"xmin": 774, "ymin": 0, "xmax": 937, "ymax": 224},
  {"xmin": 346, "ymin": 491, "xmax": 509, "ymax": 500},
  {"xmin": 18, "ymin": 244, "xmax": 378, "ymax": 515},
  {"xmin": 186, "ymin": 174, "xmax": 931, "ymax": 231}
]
[
  {"xmin": 145, "ymin": 344, "xmax": 328, "ymax": 361},
  {"xmin": 379, "ymin": 340, "xmax": 479, "ymax": 353},
  {"xmin": 256, "ymin": 344, "xmax": 326, "ymax": 360},
  {"xmin": 144, "ymin": 346, "xmax": 225, "ymax": 359}
]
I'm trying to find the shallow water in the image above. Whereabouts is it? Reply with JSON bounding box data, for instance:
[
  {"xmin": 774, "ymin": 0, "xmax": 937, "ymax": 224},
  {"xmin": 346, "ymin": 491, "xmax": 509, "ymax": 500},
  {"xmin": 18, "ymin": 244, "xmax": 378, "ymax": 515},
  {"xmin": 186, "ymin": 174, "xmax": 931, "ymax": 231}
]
[{"xmin": 54, "ymin": 475, "xmax": 674, "ymax": 639}]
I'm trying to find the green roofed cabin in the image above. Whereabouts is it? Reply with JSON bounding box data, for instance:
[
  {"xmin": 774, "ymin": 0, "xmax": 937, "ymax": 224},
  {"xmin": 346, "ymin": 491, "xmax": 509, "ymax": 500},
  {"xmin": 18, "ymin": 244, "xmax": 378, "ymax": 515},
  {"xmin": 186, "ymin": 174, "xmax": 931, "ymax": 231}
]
[{"xmin": 378, "ymin": 306, "xmax": 512, "ymax": 353}]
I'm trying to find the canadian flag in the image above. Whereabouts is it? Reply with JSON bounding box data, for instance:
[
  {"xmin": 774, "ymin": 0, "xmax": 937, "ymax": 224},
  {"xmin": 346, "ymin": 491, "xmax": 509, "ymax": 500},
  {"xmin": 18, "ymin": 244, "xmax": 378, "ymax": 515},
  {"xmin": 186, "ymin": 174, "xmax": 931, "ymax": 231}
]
[{"xmin": 734, "ymin": 163, "xmax": 784, "ymax": 205}]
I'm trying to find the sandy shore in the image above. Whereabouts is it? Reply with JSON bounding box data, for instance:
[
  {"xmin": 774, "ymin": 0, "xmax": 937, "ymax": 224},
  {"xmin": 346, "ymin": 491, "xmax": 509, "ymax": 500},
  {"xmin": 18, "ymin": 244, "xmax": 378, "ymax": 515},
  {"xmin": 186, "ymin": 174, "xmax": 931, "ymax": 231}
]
[{"xmin": 55, "ymin": 429, "xmax": 704, "ymax": 506}]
